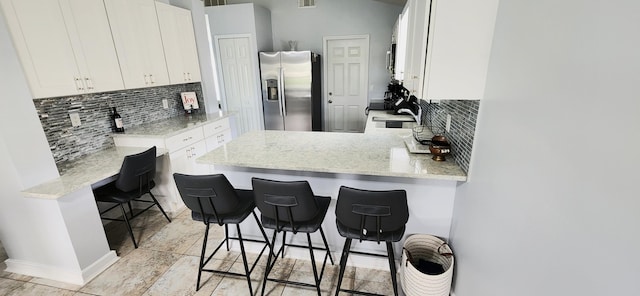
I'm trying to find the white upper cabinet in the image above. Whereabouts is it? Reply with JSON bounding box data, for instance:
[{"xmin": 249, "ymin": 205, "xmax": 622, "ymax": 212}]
[
  {"xmin": 399, "ymin": 0, "xmax": 430, "ymax": 98},
  {"xmin": 62, "ymin": 0, "xmax": 124, "ymax": 94},
  {"xmin": 422, "ymin": 0, "xmax": 499, "ymax": 100},
  {"xmin": 0, "ymin": 0, "xmax": 124, "ymax": 98},
  {"xmin": 156, "ymin": 2, "xmax": 201, "ymax": 84},
  {"xmin": 397, "ymin": 0, "xmax": 499, "ymax": 100},
  {"xmin": 104, "ymin": 0, "xmax": 169, "ymax": 89}
]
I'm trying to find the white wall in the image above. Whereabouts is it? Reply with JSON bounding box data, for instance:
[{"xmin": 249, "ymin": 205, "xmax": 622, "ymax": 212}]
[
  {"xmin": 449, "ymin": 1, "xmax": 640, "ymax": 295},
  {"xmin": 253, "ymin": 4, "xmax": 272, "ymax": 52},
  {"xmin": 227, "ymin": 0, "xmax": 402, "ymax": 101},
  {"xmin": 206, "ymin": 3, "xmax": 256, "ymax": 36}
]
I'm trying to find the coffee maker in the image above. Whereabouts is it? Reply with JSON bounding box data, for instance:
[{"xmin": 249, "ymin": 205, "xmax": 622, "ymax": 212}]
[{"xmin": 383, "ymin": 80, "xmax": 409, "ymax": 110}]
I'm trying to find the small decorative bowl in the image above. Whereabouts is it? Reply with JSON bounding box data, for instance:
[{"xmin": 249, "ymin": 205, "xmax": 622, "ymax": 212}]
[{"xmin": 429, "ymin": 136, "xmax": 451, "ymax": 161}]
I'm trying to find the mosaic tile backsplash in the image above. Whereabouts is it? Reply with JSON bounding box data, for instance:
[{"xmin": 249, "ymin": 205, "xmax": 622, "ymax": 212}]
[
  {"xmin": 420, "ymin": 99, "xmax": 480, "ymax": 174},
  {"xmin": 34, "ymin": 83, "xmax": 205, "ymax": 167}
]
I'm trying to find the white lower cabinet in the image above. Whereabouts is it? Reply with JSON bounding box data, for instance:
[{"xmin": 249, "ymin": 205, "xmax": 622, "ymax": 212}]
[
  {"xmin": 203, "ymin": 119, "xmax": 232, "ymax": 151},
  {"xmin": 112, "ymin": 117, "xmax": 232, "ymax": 213},
  {"xmin": 169, "ymin": 140, "xmax": 209, "ymax": 175},
  {"xmin": 205, "ymin": 129, "xmax": 232, "ymax": 151}
]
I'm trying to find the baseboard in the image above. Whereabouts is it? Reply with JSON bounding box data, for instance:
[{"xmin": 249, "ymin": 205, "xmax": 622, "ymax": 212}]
[
  {"xmin": 81, "ymin": 251, "xmax": 119, "ymax": 284},
  {"xmin": 4, "ymin": 251, "xmax": 118, "ymax": 285}
]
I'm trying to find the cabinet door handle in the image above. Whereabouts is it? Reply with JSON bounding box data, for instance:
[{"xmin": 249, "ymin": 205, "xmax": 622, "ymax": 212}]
[
  {"xmin": 183, "ymin": 72, "xmax": 187, "ymax": 81},
  {"xmin": 85, "ymin": 77, "xmax": 94, "ymax": 90},
  {"xmin": 149, "ymin": 74, "xmax": 155, "ymax": 84},
  {"xmin": 144, "ymin": 74, "xmax": 149, "ymax": 85},
  {"xmin": 74, "ymin": 77, "xmax": 84, "ymax": 91},
  {"xmin": 187, "ymin": 72, "xmax": 192, "ymax": 81}
]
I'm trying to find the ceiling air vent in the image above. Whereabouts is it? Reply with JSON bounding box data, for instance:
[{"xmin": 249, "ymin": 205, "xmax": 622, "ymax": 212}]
[
  {"xmin": 203, "ymin": 0, "xmax": 226, "ymax": 6},
  {"xmin": 298, "ymin": 0, "xmax": 315, "ymax": 8}
]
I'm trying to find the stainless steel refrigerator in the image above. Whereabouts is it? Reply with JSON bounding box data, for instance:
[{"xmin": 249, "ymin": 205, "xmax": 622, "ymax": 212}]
[{"xmin": 259, "ymin": 51, "xmax": 322, "ymax": 131}]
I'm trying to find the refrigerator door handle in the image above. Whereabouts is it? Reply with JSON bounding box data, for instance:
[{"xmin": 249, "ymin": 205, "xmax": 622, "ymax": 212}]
[
  {"xmin": 280, "ymin": 67, "xmax": 287, "ymax": 116},
  {"xmin": 276, "ymin": 68, "xmax": 283, "ymax": 116}
]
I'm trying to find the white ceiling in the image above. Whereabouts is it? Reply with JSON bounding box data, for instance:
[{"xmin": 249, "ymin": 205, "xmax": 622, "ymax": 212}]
[{"xmin": 370, "ymin": 0, "xmax": 406, "ymax": 6}]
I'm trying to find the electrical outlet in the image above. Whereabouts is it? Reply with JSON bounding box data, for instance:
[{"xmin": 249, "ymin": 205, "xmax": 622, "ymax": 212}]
[
  {"xmin": 69, "ymin": 112, "xmax": 81, "ymax": 127},
  {"xmin": 162, "ymin": 99, "xmax": 168, "ymax": 109},
  {"xmin": 445, "ymin": 114, "xmax": 452, "ymax": 132}
]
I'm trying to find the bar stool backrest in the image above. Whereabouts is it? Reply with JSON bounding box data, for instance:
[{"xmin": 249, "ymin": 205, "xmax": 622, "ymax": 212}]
[
  {"xmin": 173, "ymin": 173, "xmax": 240, "ymax": 225},
  {"xmin": 115, "ymin": 146, "xmax": 156, "ymax": 193},
  {"xmin": 252, "ymin": 177, "xmax": 319, "ymax": 232},
  {"xmin": 336, "ymin": 186, "xmax": 409, "ymax": 242}
]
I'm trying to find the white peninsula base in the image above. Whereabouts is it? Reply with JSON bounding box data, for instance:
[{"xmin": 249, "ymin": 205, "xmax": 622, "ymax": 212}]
[{"xmin": 212, "ymin": 165, "xmax": 458, "ymax": 269}]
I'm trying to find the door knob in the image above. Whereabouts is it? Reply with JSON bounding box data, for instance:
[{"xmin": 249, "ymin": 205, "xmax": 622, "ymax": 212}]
[{"xmin": 328, "ymin": 100, "xmax": 333, "ymax": 103}]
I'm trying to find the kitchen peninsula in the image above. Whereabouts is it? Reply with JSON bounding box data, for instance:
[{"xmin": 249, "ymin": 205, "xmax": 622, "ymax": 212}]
[
  {"xmin": 198, "ymin": 130, "xmax": 466, "ymax": 181},
  {"xmin": 196, "ymin": 128, "xmax": 466, "ymax": 265}
]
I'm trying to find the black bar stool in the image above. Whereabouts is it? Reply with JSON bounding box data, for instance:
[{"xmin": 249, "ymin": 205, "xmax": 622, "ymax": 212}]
[
  {"xmin": 93, "ymin": 146, "xmax": 171, "ymax": 249},
  {"xmin": 252, "ymin": 177, "xmax": 334, "ymax": 296},
  {"xmin": 334, "ymin": 186, "xmax": 409, "ymax": 296},
  {"xmin": 173, "ymin": 173, "xmax": 271, "ymax": 294}
]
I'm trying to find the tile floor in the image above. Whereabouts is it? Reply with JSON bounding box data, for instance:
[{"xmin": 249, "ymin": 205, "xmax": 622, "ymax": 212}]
[{"xmin": 0, "ymin": 208, "xmax": 397, "ymax": 296}]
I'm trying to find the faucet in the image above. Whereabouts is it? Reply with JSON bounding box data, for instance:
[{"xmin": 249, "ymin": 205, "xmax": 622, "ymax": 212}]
[{"xmin": 395, "ymin": 96, "xmax": 422, "ymax": 125}]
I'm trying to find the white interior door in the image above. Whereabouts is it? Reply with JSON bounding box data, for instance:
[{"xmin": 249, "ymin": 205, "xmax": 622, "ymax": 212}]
[
  {"xmin": 324, "ymin": 36, "xmax": 369, "ymax": 132},
  {"xmin": 216, "ymin": 36, "xmax": 262, "ymax": 135}
]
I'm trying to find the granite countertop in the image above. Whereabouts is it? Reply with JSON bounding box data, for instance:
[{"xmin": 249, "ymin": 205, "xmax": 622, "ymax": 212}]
[
  {"xmin": 111, "ymin": 112, "xmax": 232, "ymax": 139},
  {"xmin": 22, "ymin": 113, "xmax": 233, "ymax": 199},
  {"xmin": 196, "ymin": 130, "xmax": 467, "ymax": 181},
  {"xmin": 22, "ymin": 147, "xmax": 167, "ymax": 199}
]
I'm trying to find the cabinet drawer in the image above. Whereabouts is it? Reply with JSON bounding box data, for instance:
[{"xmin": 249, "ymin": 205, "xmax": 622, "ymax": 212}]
[
  {"xmin": 165, "ymin": 127, "xmax": 204, "ymax": 152},
  {"xmin": 203, "ymin": 118, "xmax": 230, "ymax": 138},
  {"xmin": 205, "ymin": 129, "xmax": 232, "ymax": 152}
]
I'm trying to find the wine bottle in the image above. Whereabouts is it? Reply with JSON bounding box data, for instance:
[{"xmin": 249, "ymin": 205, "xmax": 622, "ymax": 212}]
[{"xmin": 111, "ymin": 107, "xmax": 124, "ymax": 133}]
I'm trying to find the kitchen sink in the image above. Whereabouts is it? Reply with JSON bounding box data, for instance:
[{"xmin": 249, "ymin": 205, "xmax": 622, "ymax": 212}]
[
  {"xmin": 371, "ymin": 116, "xmax": 414, "ymax": 122},
  {"xmin": 373, "ymin": 121, "xmax": 417, "ymax": 129}
]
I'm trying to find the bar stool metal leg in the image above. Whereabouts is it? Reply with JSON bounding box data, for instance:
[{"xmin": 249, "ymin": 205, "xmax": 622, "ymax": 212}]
[
  {"xmin": 281, "ymin": 231, "xmax": 286, "ymax": 258},
  {"xmin": 236, "ymin": 224, "xmax": 254, "ymax": 296},
  {"xmin": 127, "ymin": 202, "xmax": 134, "ymax": 219},
  {"xmin": 224, "ymin": 224, "xmax": 230, "ymax": 251},
  {"xmin": 261, "ymin": 230, "xmax": 279, "ymax": 296},
  {"xmin": 386, "ymin": 242, "xmax": 399, "ymax": 296},
  {"xmin": 319, "ymin": 227, "xmax": 335, "ymax": 265},
  {"xmin": 334, "ymin": 238, "xmax": 352, "ymax": 296},
  {"xmin": 149, "ymin": 192, "xmax": 171, "ymax": 223},
  {"xmin": 196, "ymin": 222, "xmax": 210, "ymax": 291},
  {"xmin": 252, "ymin": 212, "xmax": 271, "ymax": 250},
  {"xmin": 120, "ymin": 204, "xmax": 138, "ymax": 249},
  {"xmin": 306, "ymin": 233, "xmax": 322, "ymax": 296}
]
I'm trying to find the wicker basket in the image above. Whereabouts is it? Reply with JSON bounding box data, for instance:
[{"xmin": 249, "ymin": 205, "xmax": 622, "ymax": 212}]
[{"xmin": 400, "ymin": 234, "xmax": 454, "ymax": 296}]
